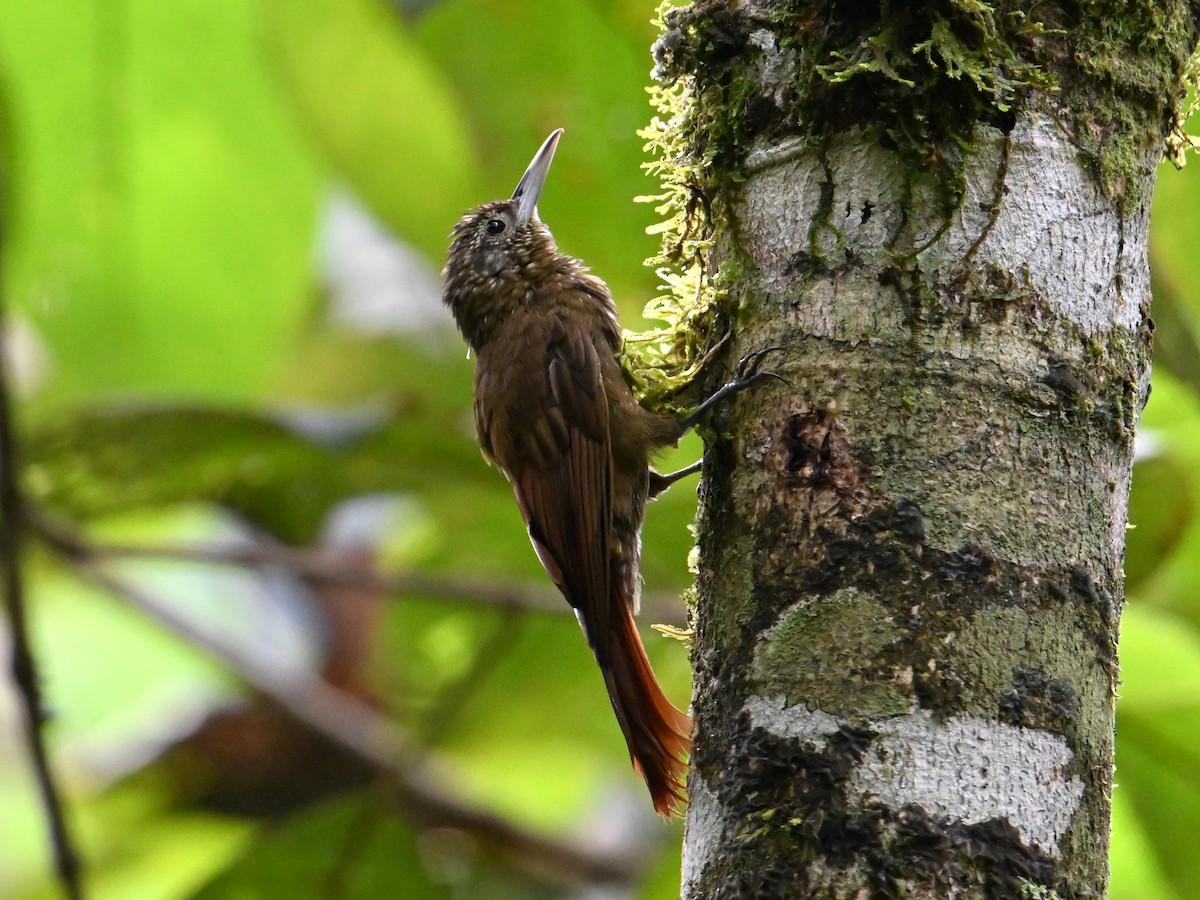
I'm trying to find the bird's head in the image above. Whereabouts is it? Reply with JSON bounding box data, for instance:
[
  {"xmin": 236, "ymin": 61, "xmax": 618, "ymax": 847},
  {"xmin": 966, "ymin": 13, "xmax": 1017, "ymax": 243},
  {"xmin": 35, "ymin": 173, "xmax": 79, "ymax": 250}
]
[{"xmin": 443, "ymin": 129, "xmax": 564, "ymax": 342}]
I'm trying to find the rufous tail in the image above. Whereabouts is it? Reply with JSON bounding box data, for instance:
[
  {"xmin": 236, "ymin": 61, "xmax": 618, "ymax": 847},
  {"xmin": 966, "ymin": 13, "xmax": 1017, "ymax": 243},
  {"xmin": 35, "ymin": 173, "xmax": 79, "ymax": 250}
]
[{"xmin": 599, "ymin": 602, "xmax": 693, "ymax": 817}]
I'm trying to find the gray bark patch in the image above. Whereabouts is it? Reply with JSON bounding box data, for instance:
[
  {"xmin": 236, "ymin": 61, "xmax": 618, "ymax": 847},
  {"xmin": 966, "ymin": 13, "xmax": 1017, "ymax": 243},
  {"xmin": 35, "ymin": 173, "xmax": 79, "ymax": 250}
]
[{"xmin": 847, "ymin": 710, "xmax": 1084, "ymax": 856}]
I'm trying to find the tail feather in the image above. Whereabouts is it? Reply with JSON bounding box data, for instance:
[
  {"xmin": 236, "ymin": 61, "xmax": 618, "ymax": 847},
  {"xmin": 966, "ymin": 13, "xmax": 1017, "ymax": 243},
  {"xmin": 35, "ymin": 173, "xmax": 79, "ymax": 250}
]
[{"xmin": 598, "ymin": 603, "xmax": 692, "ymax": 817}]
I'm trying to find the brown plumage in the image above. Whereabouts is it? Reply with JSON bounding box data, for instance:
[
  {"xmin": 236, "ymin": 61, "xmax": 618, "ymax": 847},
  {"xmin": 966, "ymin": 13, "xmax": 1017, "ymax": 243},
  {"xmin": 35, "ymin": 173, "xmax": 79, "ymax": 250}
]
[{"xmin": 441, "ymin": 130, "xmax": 692, "ymax": 815}]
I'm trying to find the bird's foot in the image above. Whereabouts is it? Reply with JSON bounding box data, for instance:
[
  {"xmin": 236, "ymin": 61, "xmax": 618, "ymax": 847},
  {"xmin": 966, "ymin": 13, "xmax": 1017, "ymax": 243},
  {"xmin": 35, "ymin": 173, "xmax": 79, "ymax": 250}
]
[
  {"xmin": 648, "ymin": 460, "xmax": 703, "ymax": 499},
  {"xmin": 680, "ymin": 346, "xmax": 788, "ymax": 430}
]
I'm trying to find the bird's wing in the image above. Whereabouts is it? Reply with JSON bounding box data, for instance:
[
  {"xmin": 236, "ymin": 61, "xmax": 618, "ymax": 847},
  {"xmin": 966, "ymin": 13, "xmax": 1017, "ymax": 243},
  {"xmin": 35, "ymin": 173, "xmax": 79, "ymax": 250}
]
[
  {"xmin": 480, "ymin": 314, "xmax": 615, "ymax": 648},
  {"xmin": 474, "ymin": 311, "xmax": 691, "ymax": 817}
]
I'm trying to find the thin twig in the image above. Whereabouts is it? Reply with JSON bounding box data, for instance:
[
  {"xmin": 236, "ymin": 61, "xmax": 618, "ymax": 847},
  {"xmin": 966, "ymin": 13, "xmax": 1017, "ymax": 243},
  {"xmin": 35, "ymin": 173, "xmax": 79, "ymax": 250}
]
[
  {"xmin": 0, "ymin": 269, "xmax": 84, "ymax": 894},
  {"xmin": 44, "ymin": 541, "xmax": 637, "ymax": 887},
  {"xmin": 76, "ymin": 534, "xmax": 687, "ymax": 625},
  {"xmin": 73, "ymin": 557, "xmax": 417, "ymax": 772},
  {"xmin": 37, "ymin": 526, "xmax": 567, "ymax": 615}
]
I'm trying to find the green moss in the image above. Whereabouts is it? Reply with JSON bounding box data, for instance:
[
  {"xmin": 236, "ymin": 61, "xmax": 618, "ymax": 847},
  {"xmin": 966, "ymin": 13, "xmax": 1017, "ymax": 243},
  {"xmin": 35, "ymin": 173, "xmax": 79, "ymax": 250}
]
[
  {"xmin": 1020, "ymin": 879, "xmax": 1063, "ymax": 899},
  {"xmin": 1060, "ymin": 1, "xmax": 1200, "ymax": 206},
  {"xmin": 1166, "ymin": 43, "xmax": 1200, "ymax": 166},
  {"xmin": 623, "ymin": 8, "xmax": 742, "ymax": 411},
  {"xmin": 653, "ymin": 1, "xmax": 1057, "ymax": 184},
  {"xmin": 629, "ymin": 0, "xmax": 1062, "ymax": 403},
  {"xmin": 752, "ymin": 588, "xmax": 913, "ymax": 717},
  {"xmin": 629, "ymin": 0, "xmax": 1199, "ymax": 379},
  {"xmin": 948, "ymin": 605, "xmax": 1113, "ymax": 754}
]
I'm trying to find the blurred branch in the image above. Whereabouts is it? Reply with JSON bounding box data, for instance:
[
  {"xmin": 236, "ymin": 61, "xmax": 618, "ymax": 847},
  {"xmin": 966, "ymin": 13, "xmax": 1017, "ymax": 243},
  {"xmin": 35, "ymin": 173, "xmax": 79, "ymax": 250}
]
[
  {"xmin": 40, "ymin": 529, "xmax": 687, "ymax": 625},
  {"xmin": 0, "ymin": 271, "xmax": 85, "ymax": 894},
  {"xmin": 67, "ymin": 552, "xmax": 420, "ymax": 771},
  {"xmin": 33, "ymin": 518, "xmax": 638, "ymax": 888},
  {"xmin": 89, "ymin": 535, "xmax": 570, "ymax": 613}
]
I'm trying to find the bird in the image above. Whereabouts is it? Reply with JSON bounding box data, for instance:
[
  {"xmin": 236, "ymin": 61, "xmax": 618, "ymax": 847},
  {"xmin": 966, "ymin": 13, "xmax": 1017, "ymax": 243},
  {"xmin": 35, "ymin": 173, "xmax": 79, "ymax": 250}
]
[{"xmin": 442, "ymin": 129, "xmax": 777, "ymax": 816}]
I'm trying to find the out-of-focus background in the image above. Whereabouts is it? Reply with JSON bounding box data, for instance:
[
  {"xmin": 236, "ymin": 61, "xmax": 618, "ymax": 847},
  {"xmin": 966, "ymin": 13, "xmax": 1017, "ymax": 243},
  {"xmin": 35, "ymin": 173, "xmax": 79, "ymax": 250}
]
[{"xmin": 0, "ymin": 2, "xmax": 1197, "ymax": 898}]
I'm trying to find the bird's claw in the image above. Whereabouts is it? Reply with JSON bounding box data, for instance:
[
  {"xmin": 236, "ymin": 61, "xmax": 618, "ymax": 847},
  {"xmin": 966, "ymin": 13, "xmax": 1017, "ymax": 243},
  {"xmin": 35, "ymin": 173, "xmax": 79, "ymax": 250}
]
[
  {"xmin": 680, "ymin": 345, "xmax": 789, "ymax": 430},
  {"xmin": 732, "ymin": 346, "xmax": 789, "ymax": 389}
]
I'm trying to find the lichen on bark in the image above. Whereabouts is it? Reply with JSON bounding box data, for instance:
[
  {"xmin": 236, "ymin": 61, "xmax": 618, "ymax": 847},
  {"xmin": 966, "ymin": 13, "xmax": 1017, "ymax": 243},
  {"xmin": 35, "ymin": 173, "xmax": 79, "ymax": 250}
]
[
  {"xmin": 650, "ymin": 0, "xmax": 1200, "ymax": 896},
  {"xmin": 632, "ymin": 0, "xmax": 1200, "ymax": 399},
  {"xmin": 629, "ymin": 0, "xmax": 1065, "ymax": 405}
]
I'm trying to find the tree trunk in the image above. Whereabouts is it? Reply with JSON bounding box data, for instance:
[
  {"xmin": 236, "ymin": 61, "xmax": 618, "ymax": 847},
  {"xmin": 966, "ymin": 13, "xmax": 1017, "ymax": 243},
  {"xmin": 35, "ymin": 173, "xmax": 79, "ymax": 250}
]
[{"xmin": 646, "ymin": 2, "xmax": 1200, "ymax": 897}]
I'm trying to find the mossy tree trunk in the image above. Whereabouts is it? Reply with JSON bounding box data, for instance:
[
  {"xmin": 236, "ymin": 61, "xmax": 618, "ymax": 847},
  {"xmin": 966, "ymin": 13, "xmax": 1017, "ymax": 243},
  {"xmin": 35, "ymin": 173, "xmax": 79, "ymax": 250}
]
[{"xmin": 645, "ymin": 2, "xmax": 1200, "ymax": 897}]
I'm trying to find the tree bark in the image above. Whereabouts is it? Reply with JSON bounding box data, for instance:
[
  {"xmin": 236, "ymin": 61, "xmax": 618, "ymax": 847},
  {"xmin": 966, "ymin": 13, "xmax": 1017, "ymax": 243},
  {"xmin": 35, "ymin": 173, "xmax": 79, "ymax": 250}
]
[{"xmin": 649, "ymin": 2, "xmax": 1200, "ymax": 897}]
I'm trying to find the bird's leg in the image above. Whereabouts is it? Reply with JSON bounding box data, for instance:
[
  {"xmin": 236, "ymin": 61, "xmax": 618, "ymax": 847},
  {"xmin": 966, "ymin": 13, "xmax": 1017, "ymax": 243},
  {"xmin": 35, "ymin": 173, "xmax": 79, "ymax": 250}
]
[
  {"xmin": 648, "ymin": 460, "xmax": 703, "ymax": 499},
  {"xmin": 679, "ymin": 346, "xmax": 787, "ymax": 431},
  {"xmin": 648, "ymin": 348, "xmax": 787, "ymax": 500}
]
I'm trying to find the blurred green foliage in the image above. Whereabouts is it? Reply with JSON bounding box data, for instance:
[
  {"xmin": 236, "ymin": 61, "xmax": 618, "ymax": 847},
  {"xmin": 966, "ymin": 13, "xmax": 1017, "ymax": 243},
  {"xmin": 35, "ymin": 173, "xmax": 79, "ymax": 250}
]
[{"xmin": 0, "ymin": 1, "xmax": 1196, "ymax": 898}]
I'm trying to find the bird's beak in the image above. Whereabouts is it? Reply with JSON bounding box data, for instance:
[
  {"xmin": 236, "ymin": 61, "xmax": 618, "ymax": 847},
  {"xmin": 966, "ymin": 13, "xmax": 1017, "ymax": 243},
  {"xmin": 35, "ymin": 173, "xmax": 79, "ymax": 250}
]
[{"xmin": 512, "ymin": 129, "xmax": 563, "ymax": 227}]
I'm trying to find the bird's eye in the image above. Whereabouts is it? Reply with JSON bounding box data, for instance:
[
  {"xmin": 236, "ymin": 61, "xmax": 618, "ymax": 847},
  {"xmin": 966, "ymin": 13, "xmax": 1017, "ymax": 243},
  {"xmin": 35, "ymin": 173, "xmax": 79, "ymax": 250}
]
[{"xmin": 485, "ymin": 218, "xmax": 506, "ymax": 235}]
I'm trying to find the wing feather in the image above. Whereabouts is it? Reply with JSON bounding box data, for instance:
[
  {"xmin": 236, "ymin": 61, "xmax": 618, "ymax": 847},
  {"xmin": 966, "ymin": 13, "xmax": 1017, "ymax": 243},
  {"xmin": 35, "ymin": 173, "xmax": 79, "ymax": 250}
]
[
  {"xmin": 472, "ymin": 304, "xmax": 690, "ymax": 816},
  {"xmin": 487, "ymin": 315, "xmax": 614, "ymax": 651}
]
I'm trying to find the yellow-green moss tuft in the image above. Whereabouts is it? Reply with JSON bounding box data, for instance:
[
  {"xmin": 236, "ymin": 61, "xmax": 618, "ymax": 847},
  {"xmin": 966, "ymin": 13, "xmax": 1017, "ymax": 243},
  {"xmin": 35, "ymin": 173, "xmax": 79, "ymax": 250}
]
[
  {"xmin": 1166, "ymin": 43, "xmax": 1200, "ymax": 167},
  {"xmin": 624, "ymin": 1, "xmax": 738, "ymax": 412}
]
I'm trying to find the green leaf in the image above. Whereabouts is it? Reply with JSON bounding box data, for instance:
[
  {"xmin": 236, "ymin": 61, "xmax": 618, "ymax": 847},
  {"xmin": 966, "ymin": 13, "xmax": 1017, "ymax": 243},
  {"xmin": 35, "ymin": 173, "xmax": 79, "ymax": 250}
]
[
  {"xmin": 0, "ymin": 0, "xmax": 322, "ymax": 410},
  {"xmin": 1115, "ymin": 605, "xmax": 1200, "ymax": 895},
  {"xmin": 1130, "ymin": 371, "xmax": 1200, "ymax": 631},
  {"xmin": 1151, "ymin": 160, "xmax": 1200, "ymax": 392},
  {"xmin": 1110, "ymin": 785, "xmax": 1178, "ymax": 900},
  {"xmin": 191, "ymin": 794, "xmax": 446, "ymax": 900},
  {"xmin": 414, "ymin": 0, "xmax": 662, "ymax": 310},
  {"xmin": 1125, "ymin": 454, "xmax": 1194, "ymax": 590},
  {"xmin": 23, "ymin": 340, "xmax": 487, "ymax": 541},
  {"xmin": 260, "ymin": 0, "xmax": 479, "ymax": 259}
]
